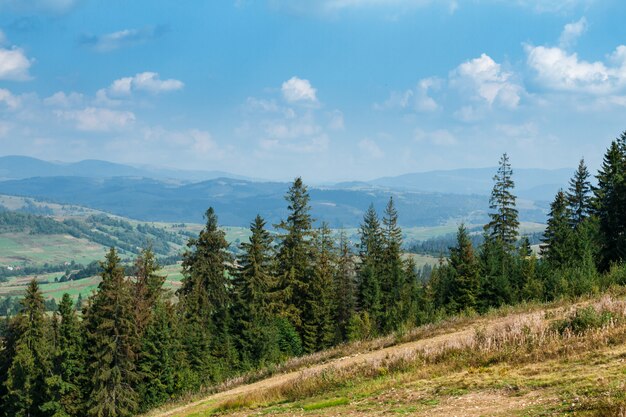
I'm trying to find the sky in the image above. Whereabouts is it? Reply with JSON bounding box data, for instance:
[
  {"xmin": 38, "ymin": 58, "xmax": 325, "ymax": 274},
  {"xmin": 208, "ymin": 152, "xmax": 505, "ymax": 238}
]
[{"xmin": 0, "ymin": 0, "xmax": 625, "ymax": 182}]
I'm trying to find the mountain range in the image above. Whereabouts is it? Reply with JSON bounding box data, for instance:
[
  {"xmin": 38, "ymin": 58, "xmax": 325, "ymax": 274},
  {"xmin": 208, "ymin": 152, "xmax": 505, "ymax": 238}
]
[{"xmin": 0, "ymin": 156, "xmax": 574, "ymax": 227}]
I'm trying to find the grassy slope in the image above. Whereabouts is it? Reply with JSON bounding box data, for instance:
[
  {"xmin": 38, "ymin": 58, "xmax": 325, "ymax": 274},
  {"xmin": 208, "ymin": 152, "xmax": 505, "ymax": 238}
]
[{"xmin": 145, "ymin": 292, "xmax": 626, "ymax": 417}]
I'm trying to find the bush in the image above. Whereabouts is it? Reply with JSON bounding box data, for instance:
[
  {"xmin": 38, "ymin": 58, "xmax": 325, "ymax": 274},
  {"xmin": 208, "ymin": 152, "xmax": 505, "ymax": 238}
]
[{"xmin": 553, "ymin": 306, "xmax": 615, "ymax": 335}]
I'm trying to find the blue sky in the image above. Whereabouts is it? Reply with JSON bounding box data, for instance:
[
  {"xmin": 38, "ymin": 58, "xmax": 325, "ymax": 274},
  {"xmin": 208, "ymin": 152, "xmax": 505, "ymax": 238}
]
[{"xmin": 0, "ymin": 0, "xmax": 625, "ymax": 182}]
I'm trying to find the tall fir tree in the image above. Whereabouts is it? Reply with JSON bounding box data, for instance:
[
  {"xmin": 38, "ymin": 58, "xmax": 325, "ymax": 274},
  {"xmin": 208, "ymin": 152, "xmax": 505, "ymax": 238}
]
[
  {"xmin": 379, "ymin": 197, "xmax": 405, "ymax": 332},
  {"xmin": 232, "ymin": 215, "xmax": 278, "ymax": 368},
  {"xmin": 83, "ymin": 248, "xmax": 139, "ymax": 417},
  {"xmin": 485, "ymin": 153, "xmax": 519, "ymax": 250},
  {"xmin": 356, "ymin": 204, "xmax": 383, "ymax": 329},
  {"xmin": 567, "ymin": 158, "xmax": 593, "ymax": 228},
  {"xmin": 593, "ymin": 133, "xmax": 626, "ymax": 271},
  {"xmin": 42, "ymin": 293, "xmax": 85, "ymax": 417},
  {"xmin": 178, "ymin": 207, "xmax": 236, "ymax": 381},
  {"xmin": 274, "ymin": 178, "xmax": 315, "ymax": 341},
  {"xmin": 2, "ymin": 280, "xmax": 51, "ymax": 417},
  {"xmin": 332, "ymin": 231, "xmax": 356, "ymax": 343},
  {"xmin": 541, "ymin": 190, "xmax": 574, "ymax": 269},
  {"xmin": 448, "ymin": 224, "xmax": 480, "ymax": 312}
]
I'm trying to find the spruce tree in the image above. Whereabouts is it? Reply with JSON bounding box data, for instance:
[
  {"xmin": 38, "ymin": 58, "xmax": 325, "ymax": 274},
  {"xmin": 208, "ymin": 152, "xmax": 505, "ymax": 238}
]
[
  {"xmin": 541, "ymin": 190, "xmax": 573, "ymax": 269},
  {"xmin": 178, "ymin": 207, "xmax": 235, "ymax": 381},
  {"xmin": 356, "ymin": 204, "xmax": 383, "ymax": 329},
  {"xmin": 380, "ymin": 197, "xmax": 405, "ymax": 332},
  {"xmin": 42, "ymin": 293, "xmax": 85, "ymax": 417},
  {"xmin": 332, "ymin": 231, "xmax": 356, "ymax": 343},
  {"xmin": 84, "ymin": 248, "xmax": 139, "ymax": 417},
  {"xmin": 232, "ymin": 215, "xmax": 278, "ymax": 368},
  {"xmin": 448, "ymin": 224, "xmax": 480, "ymax": 312},
  {"xmin": 2, "ymin": 280, "xmax": 51, "ymax": 417},
  {"xmin": 567, "ymin": 158, "xmax": 592, "ymax": 228},
  {"xmin": 593, "ymin": 134, "xmax": 626, "ymax": 271},
  {"xmin": 485, "ymin": 153, "xmax": 519, "ymax": 250},
  {"xmin": 274, "ymin": 178, "xmax": 314, "ymax": 341}
]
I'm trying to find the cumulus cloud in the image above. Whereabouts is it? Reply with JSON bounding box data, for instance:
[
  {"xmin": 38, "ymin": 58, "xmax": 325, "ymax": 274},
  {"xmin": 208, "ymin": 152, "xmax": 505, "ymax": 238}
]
[
  {"xmin": 281, "ymin": 76, "xmax": 317, "ymax": 103},
  {"xmin": 525, "ymin": 44, "xmax": 626, "ymax": 94},
  {"xmin": 80, "ymin": 25, "xmax": 167, "ymax": 52},
  {"xmin": 0, "ymin": 47, "xmax": 32, "ymax": 81},
  {"xmin": 0, "ymin": 88, "xmax": 20, "ymax": 109},
  {"xmin": 451, "ymin": 53, "xmax": 523, "ymax": 109},
  {"xmin": 56, "ymin": 107, "xmax": 135, "ymax": 131},
  {"xmin": 359, "ymin": 138, "xmax": 384, "ymax": 158},
  {"xmin": 43, "ymin": 91, "xmax": 83, "ymax": 107},
  {"xmin": 328, "ymin": 109, "xmax": 345, "ymax": 130},
  {"xmin": 375, "ymin": 77, "xmax": 440, "ymax": 112},
  {"xmin": 414, "ymin": 128, "xmax": 457, "ymax": 146},
  {"xmin": 106, "ymin": 72, "xmax": 185, "ymax": 97},
  {"xmin": 559, "ymin": 17, "xmax": 587, "ymax": 48}
]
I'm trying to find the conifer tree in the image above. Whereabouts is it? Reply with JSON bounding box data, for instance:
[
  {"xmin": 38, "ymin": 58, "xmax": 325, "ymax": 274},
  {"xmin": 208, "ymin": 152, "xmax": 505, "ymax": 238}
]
[
  {"xmin": 84, "ymin": 248, "xmax": 139, "ymax": 417},
  {"xmin": 380, "ymin": 197, "xmax": 405, "ymax": 331},
  {"xmin": 232, "ymin": 215, "xmax": 278, "ymax": 368},
  {"xmin": 485, "ymin": 153, "xmax": 519, "ymax": 249},
  {"xmin": 178, "ymin": 207, "xmax": 235, "ymax": 381},
  {"xmin": 593, "ymin": 133, "xmax": 626, "ymax": 270},
  {"xmin": 356, "ymin": 204, "xmax": 383, "ymax": 328},
  {"xmin": 42, "ymin": 293, "xmax": 85, "ymax": 417},
  {"xmin": 302, "ymin": 223, "xmax": 335, "ymax": 352},
  {"xmin": 274, "ymin": 178, "xmax": 314, "ymax": 340},
  {"xmin": 2, "ymin": 280, "xmax": 51, "ymax": 417},
  {"xmin": 567, "ymin": 158, "xmax": 592, "ymax": 228},
  {"xmin": 448, "ymin": 224, "xmax": 480, "ymax": 312},
  {"xmin": 541, "ymin": 190, "xmax": 573, "ymax": 269},
  {"xmin": 332, "ymin": 232, "xmax": 356, "ymax": 343}
]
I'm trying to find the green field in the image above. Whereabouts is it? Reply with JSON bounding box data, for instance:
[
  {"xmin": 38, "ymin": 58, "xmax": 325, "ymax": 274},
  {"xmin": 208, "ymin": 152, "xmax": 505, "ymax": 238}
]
[{"xmin": 0, "ymin": 233, "xmax": 106, "ymax": 267}]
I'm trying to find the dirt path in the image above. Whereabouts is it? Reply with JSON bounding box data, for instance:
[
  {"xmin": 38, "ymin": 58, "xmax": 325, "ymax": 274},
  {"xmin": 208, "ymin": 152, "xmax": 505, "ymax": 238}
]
[{"xmin": 151, "ymin": 308, "xmax": 550, "ymax": 417}]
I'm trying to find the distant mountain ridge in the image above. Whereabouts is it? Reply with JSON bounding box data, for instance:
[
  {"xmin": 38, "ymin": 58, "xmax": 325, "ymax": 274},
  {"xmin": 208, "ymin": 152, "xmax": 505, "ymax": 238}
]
[{"xmin": 0, "ymin": 155, "xmax": 254, "ymax": 182}]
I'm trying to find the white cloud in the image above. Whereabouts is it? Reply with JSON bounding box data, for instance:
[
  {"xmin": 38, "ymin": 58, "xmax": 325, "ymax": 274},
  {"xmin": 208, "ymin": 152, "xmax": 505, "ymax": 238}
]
[
  {"xmin": 106, "ymin": 72, "xmax": 184, "ymax": 97},
  {"xmin": 415, "ymin": 77, "xmax": 440, "ymax": 111},
  {"xmin": 374, "ymin": 89, "xmax": 413, "ymax": 110},
  {"xmin": 0, "ymin": 88, "xmax": 20, "ymax": 109},
  {"xmin": 328, "ymin": 109, "xmax": 345, "ymax": 130},
  {"xmin": 43, "ymin": 91, "xmax": 83, "ymax": 107},
  {"xmin": 525, "ymin": 44, "xmax": 626, "ymax": 94},
  {"xmin": 359, "ymin": 138, "xmax": 384, "ymax": 158},
  {"xmin": 451, "ymin": 53, "xmax": 522, "ymax": 109},
  {"xmin": 559, "ymin": 17, "xmax": 587, "ymax": 48},
  {"xmin": 414, "ymin": 128, "xmax": 457, "ymax": 146},
  {"xmin": 281, "ymin": 76, "xmax": 317, "ymax": 103},
  {"xmin": 0, "ymin": 47, "xmax": 32, "ymax": 81},
  {"xmin": 80, "ymin": 26, "xmax": 167, "ymax": 52},
  {"xmin": 56, "ymin": 107, "xmax": 135, "ymax": 131}
]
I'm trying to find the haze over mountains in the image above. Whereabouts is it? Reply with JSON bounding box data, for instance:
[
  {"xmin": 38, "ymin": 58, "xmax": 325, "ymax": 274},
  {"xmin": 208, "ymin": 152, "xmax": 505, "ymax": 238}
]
[{"xmin": 0, "ymin": 156, "xmax": 572, "ymax": 227}]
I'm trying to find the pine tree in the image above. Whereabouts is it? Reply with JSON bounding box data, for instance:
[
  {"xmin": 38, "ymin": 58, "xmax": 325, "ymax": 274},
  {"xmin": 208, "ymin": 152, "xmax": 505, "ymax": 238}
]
[
  {"xmin": 332, "ymin": 232, "xmax": 356, "ymax": 343},
  {"xmin": 178, "ymin": 207, "xmax": 235, "ymax": 381},
  {"xmin": 42, "ymin": 293, "xmax": 85, "ymax": 417},
  {"xmin": 84, "ymin": 248, "xmax": 139, "ymax": 417},
  {"xmin": 485, "ymin": 153, "xmax": 519, "ymax": 250},
  {"xmin": 356, "ymin": 204, "xmax": 383, "ymax": 329},
  {"xmin": 132, "ymin": 247, "xmax": 164, "ymax": 338},
  {"xmin": 541, "ymin": 190, "xmax": 574, "ymax": 269},
  {"xmin": 567, "ymin": 158, "xmax": 592, "ymax": 228},
  {"xmin": 2, "ymin": 280, "xmax": 51, "ymax": 417},
  {"xmin": 380, "ymin": 197, "xmax": 405, "ymax": 332},
  {"xmin": 274, "ymin": 178, "xmax": 314, "ymax": 341},
  {"xmin": 302, "ymin": 223, "xmax": 336, "ymax": 353},
  {"xmin": 593, "ymin": 133, "xmax": 626, "ymax": 271},
  {"xmin": 448, "ymin": 224, "xmax": 480, "ymax": 312},
  {"xmin": 232, "ymin": 215, "xmax": 278, "ymax": 368}
]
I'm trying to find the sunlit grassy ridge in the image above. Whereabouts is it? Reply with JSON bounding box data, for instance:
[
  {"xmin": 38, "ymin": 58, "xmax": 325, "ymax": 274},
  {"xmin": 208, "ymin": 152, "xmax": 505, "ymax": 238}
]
[{"xmin": 145, "ymin": 291, "xmax": 626, "ymax": 417}]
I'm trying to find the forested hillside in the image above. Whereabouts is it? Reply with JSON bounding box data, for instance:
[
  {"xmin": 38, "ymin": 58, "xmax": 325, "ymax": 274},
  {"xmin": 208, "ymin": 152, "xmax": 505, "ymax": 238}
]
[{"xmin": 1, "ymin": 133, "xmax": 626, "ymax": 416}]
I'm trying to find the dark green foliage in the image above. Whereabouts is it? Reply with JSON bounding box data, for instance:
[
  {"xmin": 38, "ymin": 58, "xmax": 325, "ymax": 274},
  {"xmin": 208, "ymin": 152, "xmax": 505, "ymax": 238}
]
[
  {"xmin": 567, "ymin": 159, "xmax": 592, "ymax": 227},
  {"xmin": 447, "ymin": 225, "xmax": 480, "ymax": 312},
  {"xmin": 541, "ymin": 190, "xmax": 573, "ymax": 269},
  {"xmin": 83, "ymin": 248, "xmax": 139, "ymax": 417},
  {"xmin": 356, "ymin": 204, "xmax": 383, "ymax": 328},
  {"xmin": 274, "ymin": 178, "xmax": 315, "ymax": 339},
  {"xmin": 593, "ymin": 133, "xmax": 626, "ymax": 271},
  {"xmin": 1, "ymin": 280, "xmax": 51, "ymax": 417},
  {"xmin": 485, "ymin": 153, "xmax": 519, "ymax": 250},
  {"xmin": 332, "ymin": 232, "xmax": 357, "ymax": 343}
]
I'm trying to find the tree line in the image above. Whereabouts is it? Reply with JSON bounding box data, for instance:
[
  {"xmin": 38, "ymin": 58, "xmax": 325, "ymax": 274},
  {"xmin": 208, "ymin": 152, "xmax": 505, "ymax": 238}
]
[{"xmin": 3, "ymin": 133, "xmax": 626, "ymax": 416}]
